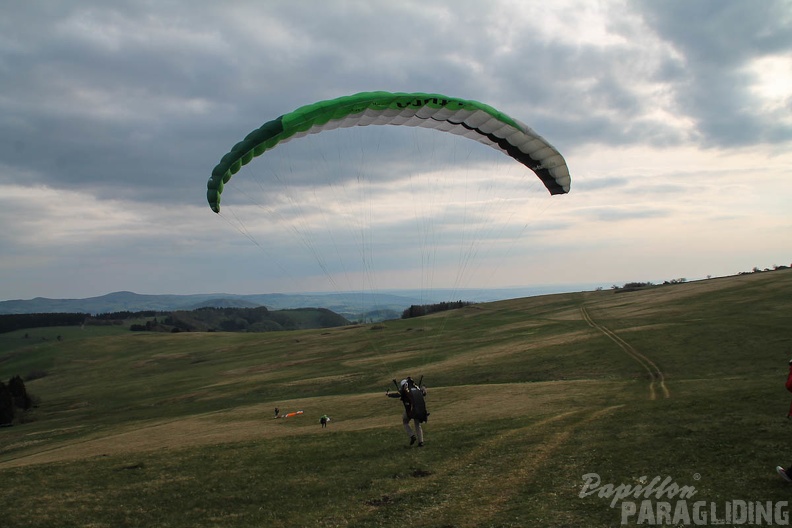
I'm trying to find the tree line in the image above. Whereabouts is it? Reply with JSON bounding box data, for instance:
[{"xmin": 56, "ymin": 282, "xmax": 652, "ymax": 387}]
[
  {"xmin": 0, "ymin": 307, "xmax": 350, "ymax": 335},
  {"xmin": 0, "ymin": 313, "xmax": 88, "ymax": 334},
  {"xmin": 131, "ymin": 306, "xmax": 351, "ymax": 333},
  {"xmin": 401, "ymin": 300, "xmax": 472, "ymax": 319},
  {"xmin": 0, "ymin": 310, "xmax": 165, "ymax": 334}
]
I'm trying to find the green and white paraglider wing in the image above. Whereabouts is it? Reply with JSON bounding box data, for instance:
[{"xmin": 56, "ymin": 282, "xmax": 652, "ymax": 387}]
[{"xmin": 207, "ymin": 91, "xmax": 571, "ymax": 212}]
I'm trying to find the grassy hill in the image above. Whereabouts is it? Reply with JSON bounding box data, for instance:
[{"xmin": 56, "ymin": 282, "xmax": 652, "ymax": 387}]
[{"xmin": 0, "ymin": 269, "xmax": 791, "ymax": 527}]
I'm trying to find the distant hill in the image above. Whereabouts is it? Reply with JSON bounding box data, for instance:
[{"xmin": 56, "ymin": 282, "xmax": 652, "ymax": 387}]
[
  {"xmin": 0, "ymin": 290, "xmax": 434, "ymax": 322},
  {"xmin": 0, "ymin": 284, "xmax": 607, "ymax": 322}
]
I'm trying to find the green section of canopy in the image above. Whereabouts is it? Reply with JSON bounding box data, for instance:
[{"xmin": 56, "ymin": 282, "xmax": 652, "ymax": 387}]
[{"xmin": 207, "ymin": 91, "xmax": 570, "ymax": 213}]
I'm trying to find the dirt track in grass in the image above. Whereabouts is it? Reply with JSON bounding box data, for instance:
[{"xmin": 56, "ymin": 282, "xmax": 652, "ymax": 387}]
[{"xmin": 580, "ymin": 305, "xmax": 670, "ymax": 400}]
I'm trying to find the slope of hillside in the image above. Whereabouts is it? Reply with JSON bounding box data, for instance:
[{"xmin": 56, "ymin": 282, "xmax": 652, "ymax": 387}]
[{"xmin": 0, "ymin": 269, "xmax": 790, "ymax": 527}]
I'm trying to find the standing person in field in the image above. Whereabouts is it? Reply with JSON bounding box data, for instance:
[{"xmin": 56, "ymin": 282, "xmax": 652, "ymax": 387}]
[
  {"xmin": 776, "ymin": 359, "xmax": 792, "ymax": 482},
  {"xmin": 320, "ymin": 414, "xmax": 330, "ymax": 428},
  {"xmin": 387, "ymin": 376, "xmax": 428, "ymax": 447}
]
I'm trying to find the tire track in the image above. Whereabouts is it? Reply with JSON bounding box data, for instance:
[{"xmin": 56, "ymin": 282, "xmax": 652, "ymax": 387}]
[{"xmin": 580, "ymin": 305, "xmax": 670, "ymax": 400}]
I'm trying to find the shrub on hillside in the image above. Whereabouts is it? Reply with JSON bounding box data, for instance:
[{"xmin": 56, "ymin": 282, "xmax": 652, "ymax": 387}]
[
  {"xmin": 8, "ymin": 375, "xmax": 32, "ymax": 410},
  {"xmin": 0, "ymin": 381, "xmax": 14, "ymax": 425},
  {"xmin": 0, "ymin": 376, "xmax": 39, "ymax": 426}
]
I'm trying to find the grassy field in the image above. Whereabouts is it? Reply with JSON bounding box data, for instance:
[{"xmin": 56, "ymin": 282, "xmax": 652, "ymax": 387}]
[{"xmin": 1, "ymin": 269, "xmax": 791, "ymax": 527}]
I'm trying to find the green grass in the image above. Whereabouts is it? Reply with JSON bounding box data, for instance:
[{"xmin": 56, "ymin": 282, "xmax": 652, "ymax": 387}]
[{"xmin": 1, "ymin": 269, "xmax": 792, "ymax": 527}]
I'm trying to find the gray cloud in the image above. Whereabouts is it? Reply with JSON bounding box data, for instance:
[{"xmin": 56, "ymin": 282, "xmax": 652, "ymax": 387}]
[
  {"xmin": 0, "ymin": 1, "xmax": 789, "ymax": 298},
  {"xmin": 6, "ymin": 0, "xmax": 787, "ymax": 200},
  {"xmin": 636, "ymin": 0, "xmax": 792, "ymax": 146}
]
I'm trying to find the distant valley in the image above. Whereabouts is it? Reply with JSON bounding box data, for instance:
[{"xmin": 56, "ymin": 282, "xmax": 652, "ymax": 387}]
[{"xmin": 0, "ymin": 285, "xmax": 599, "ymax": 321}]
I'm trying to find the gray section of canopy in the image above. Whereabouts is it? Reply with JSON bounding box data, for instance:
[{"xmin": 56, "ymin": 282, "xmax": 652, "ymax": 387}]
[{"xmin": 278, "ymin": 106, "xmax": 570, "ymax": 193}]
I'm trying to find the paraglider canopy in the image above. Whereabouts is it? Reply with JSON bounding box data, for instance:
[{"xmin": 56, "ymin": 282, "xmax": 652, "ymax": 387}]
[{"xmin": 207, "ymin": 91, "xmax": 571, "ymax": 213}]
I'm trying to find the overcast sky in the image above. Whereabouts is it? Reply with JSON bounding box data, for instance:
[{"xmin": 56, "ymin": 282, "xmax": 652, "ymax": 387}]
[{"xmin": 1, "ymin": 0, "xmax": 790, "ymax": 301}]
